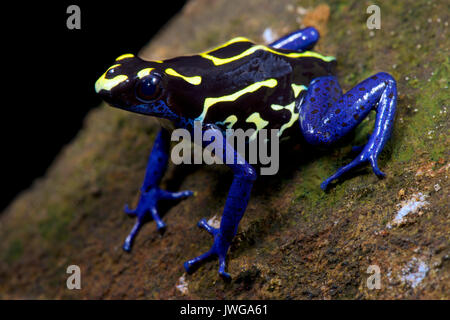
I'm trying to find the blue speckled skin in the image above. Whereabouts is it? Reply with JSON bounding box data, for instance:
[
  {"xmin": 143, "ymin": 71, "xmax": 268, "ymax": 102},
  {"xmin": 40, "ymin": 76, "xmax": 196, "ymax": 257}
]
[
  {"xmin": 95, "ymin": 27, "xmax": 397, "ymax": 280},
  {"xmin": 299, "ymin": 73, "xmax": 397, "ymax": 189}
]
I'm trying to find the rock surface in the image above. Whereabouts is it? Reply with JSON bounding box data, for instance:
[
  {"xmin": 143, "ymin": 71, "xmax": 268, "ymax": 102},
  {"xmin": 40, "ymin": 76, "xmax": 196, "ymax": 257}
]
[{"xmin": 0, "ymin": 0, "xmax": 448, "ymax": 299}]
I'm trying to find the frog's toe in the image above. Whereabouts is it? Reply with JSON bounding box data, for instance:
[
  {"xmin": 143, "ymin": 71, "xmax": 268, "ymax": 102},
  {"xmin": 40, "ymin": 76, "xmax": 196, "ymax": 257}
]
[
  {"xmin": 369, "ymin": 157, "xmax": 386, "ymax": 178},
  {"xmin": 321, "ymin": 150, "xmax": 387, "ymax": 190},
  {"xmin": 184, "ymin": 222, "xmax": 232, "ymax": 280},
  {"xmin": 183, "ymin": 250, "xmax": 231, "ymax": 280},
  {"xmin": 124, "ymin": 204, "xmax": 137, "ymax": 216},
  {"xmin": 320, "ymin": 155, "xmax": 368, "ymax": 190},
  {"xmin": 218, "ymin": 256, "xmax": 231, "ymax": 281},
  {"xmin": 197, "ymin": 218, "xmax": 219, "ymax": 236},
  {"xmin": 320, "ymin": 178, "xmax": 333, "ymax": 191},
  {"xmin": 123, "ymin": 219, "xmax": 145, "ymax": 252},
  {"xmin": 183, "ymin": 220, "xmax": 219, "ymax": 272},
  {"xmin": 159, "ymin": 189, "xmax": 194, "ymax": 201},
  {"xmin": 122, "ymin": 188, "xmax": 190, "ymax": 252},
  {"xmin": 183, "ymin": 250, "xmax": 214, "ymax": 274}
]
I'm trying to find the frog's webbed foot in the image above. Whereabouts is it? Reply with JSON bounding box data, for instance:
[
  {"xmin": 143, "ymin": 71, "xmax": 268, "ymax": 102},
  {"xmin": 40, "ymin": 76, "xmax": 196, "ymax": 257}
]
[
  {"xmin": 183, "ymin": 219, "xmax": 231, "ymax": 281},
  {"xmin": 320, "ymin": 152, "xmax": 386, "ymax": 190},
  {"xmin": 123, "ymin": 188, "xmax": 194, "ymax": 252},
  {"xmin": 298, "ymin": 73, "xmax": 397, "ymax": 190}
]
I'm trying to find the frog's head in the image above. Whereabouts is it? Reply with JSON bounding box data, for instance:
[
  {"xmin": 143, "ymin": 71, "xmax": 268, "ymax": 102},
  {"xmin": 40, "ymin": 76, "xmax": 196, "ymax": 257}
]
[{"xmin": 95, "ymin": 54, "xmax": 178, "ymax": 120}]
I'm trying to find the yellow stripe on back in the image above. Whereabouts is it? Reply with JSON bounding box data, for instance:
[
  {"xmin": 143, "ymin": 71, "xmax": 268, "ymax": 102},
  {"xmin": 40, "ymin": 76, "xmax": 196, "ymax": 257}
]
[
  {"xmin": 200, "ymin": 43, "xmax": 335, "ymax": 66},
  {"xmin": 246, "ymin": 112, "xmax": 269, "ymax": 141},
  {"xmin": 218, "ymin": 115, "xmax": 238, "ymax": 129},
  {"xmin": 196, "ymin": 78, "xmax": 278, "ymax": 121},
  {"xmin": 201, "ymin": 37, "xmax": 252, "ymax": 55},
  {"xmin": 270, "ymin": 102, "xmax": 299, "ymax": 137},
  {"xmin": 291, "ymin": 84, "xmax": 308, "ymax": 98}
]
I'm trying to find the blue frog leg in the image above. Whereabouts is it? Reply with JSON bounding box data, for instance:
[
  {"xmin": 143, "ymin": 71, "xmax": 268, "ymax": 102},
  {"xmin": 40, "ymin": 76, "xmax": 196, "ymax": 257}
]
[
  {"xmin": 298, "ymin": 73, "xmax": 397, "ymax": 190},
  {"xmin": 123, "ymin": 128, "xmax": 194, "ymax": 252},
  {"xmin": 270, "ymin": 26, "xmax": 320, "ymax": 51},
  {"xmin": 184, "ymin": 126, "xmax": 257, "ymax": 280}
]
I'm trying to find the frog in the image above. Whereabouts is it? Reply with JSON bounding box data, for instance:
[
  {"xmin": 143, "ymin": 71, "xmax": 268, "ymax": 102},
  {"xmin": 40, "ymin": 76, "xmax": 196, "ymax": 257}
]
[{"xmin": 95, "ymin": 27, "xmax": 397, "ymax": 280}]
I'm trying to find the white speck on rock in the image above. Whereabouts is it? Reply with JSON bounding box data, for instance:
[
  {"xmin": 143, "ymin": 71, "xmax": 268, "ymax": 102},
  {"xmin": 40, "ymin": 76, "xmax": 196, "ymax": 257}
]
[
  {"xmin": 387, "ymin": 193, "xmax": 429, "ymax": 228},
  {"xmin": 176, "ymin": 274, "xmax": 189, "ymax": 295},
  {"xmin": 286, "ymin": 4, "xmax": 294, "ymax": 12},
  {"xmin": 400, "ymin": 257, "xmax": 429, "ymax": 288},
  {"xmin": 262, "ymin": 28, "xmax": 278, "ymax": 44},
  {"xmin": 296, "ymin": 6, "xmax": 308, "ymax": 15},
  {"xmin": 208, "ymin": 215, "xmax": 221, "ymax": 229}
]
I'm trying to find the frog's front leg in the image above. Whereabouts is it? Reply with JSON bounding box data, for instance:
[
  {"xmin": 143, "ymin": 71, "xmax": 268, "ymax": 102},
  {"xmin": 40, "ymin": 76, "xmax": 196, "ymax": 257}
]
[
  {"xmin": 270, "ymin": 26, "xmax": 320, "ymax": 51},
  {"xmin": 298, "ymin": 73, "xmax": 397, "ymax": 190},
  {"xmin": 183, "ymin": 126, "xmax": 257, "ymax": 280},
  {"xmin": 123, "ymin": 128, "xmax": 194, "ymax": 252}
]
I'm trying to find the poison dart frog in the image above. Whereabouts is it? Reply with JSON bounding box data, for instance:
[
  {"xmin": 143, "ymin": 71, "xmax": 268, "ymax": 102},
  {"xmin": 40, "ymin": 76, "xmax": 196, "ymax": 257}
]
[{"xmin": 95, "ymin": 27, "xmax": 397, "ymax": 280}]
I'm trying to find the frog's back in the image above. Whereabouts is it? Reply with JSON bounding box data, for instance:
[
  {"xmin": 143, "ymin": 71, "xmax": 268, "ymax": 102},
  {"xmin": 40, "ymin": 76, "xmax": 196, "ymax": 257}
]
[{"xmin": 162, "ymin": 37, "xmax": 336, "ymax": 138}]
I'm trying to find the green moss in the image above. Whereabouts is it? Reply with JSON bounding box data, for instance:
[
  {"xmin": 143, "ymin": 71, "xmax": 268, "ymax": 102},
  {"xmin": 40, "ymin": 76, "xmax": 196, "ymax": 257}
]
[
  {"xmin": 430, "ymin": 134, "xmax": 448, "ymax": 162},
  {"xmin": 38, "ymin": 204, "xmax": 73, "ymax": 243},
  {"xmin": 394, "ymin": 144, "xmax": 415, "ymax": 163},
  {"xmin": 4, "ymin": 239, "xmax": 23, "ymax": 263}
]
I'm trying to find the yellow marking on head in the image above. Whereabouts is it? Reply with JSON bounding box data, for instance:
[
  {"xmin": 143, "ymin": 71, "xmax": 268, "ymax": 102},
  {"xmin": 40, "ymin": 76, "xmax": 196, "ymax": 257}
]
[
  {"xmin": 218, "ymin": 115, "xmax": 238, "ymax": 129},
  {"xmin": 201, "ymin": 37, "xmax": 252, "ymax": 54},
  {"xmin": 115, "ymin": 53, "xmax": 134, "ymax": 61},
  {"xmin": 137, "ymin": 67, "xmax": 154, "ymax": 79},
  {"xmin": 291, "ymin": 84, "xmax": 308, "ymax": 98},
  {"xmin": 200, "ymin": 44, "xmax": 335, "ymax": 66},
  {"xmin": 246, "ymin": 112, "xmax": 269, "ymax": 141},
  {"xmin": 271, "ymin": 101, "xmax": 299, "ymax": 137},
  {"xmin": 196, "ymin": 78, "xmax": 278, "ymax": 121},
  {"xmin": 165, "ymin": 68, "xmax": 202, "ymax": 85},
  {"xmin": 95, "ymin": 64, "xmax": 128, "ymax": 93},
  {"xmin": 107, "ymin": 64, "xmax": 121, "ymax": 71}
]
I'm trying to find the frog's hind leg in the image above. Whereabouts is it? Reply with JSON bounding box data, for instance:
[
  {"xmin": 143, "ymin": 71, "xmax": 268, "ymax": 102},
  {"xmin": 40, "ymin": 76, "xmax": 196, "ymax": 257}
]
[
  {"xmin": 269, "ymin": 26, "xmax": 320, "ymax": 51},
  {"xmin": 298, "ymin": 73, "xmax": 397, "ymax": 190}
]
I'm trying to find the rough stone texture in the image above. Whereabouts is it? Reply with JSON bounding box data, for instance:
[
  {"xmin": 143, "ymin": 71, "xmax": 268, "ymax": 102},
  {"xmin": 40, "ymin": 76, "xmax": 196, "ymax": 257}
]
[{"xmin": 0, "ymin": 0, "xmax": 448, "ymax": 299}]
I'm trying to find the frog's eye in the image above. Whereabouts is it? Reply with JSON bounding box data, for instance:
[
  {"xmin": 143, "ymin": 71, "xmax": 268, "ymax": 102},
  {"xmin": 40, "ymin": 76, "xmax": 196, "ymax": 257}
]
[{"xmin": 135, "ymin": 75, "xmax": 162, "ymax": 102}]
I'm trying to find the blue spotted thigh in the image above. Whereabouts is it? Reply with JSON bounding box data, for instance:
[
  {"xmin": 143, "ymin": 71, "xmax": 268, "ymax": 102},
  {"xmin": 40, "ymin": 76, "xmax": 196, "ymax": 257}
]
[{"xmin": 298, "ymin": 73, "xmax": 397, "ymax": 189}]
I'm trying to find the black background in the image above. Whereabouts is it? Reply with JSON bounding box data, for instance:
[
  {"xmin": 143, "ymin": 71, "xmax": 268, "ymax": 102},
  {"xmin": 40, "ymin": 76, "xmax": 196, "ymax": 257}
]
[{"xmin": 2, "ymin": 1, "xmax": 187, "ymax": 211}]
